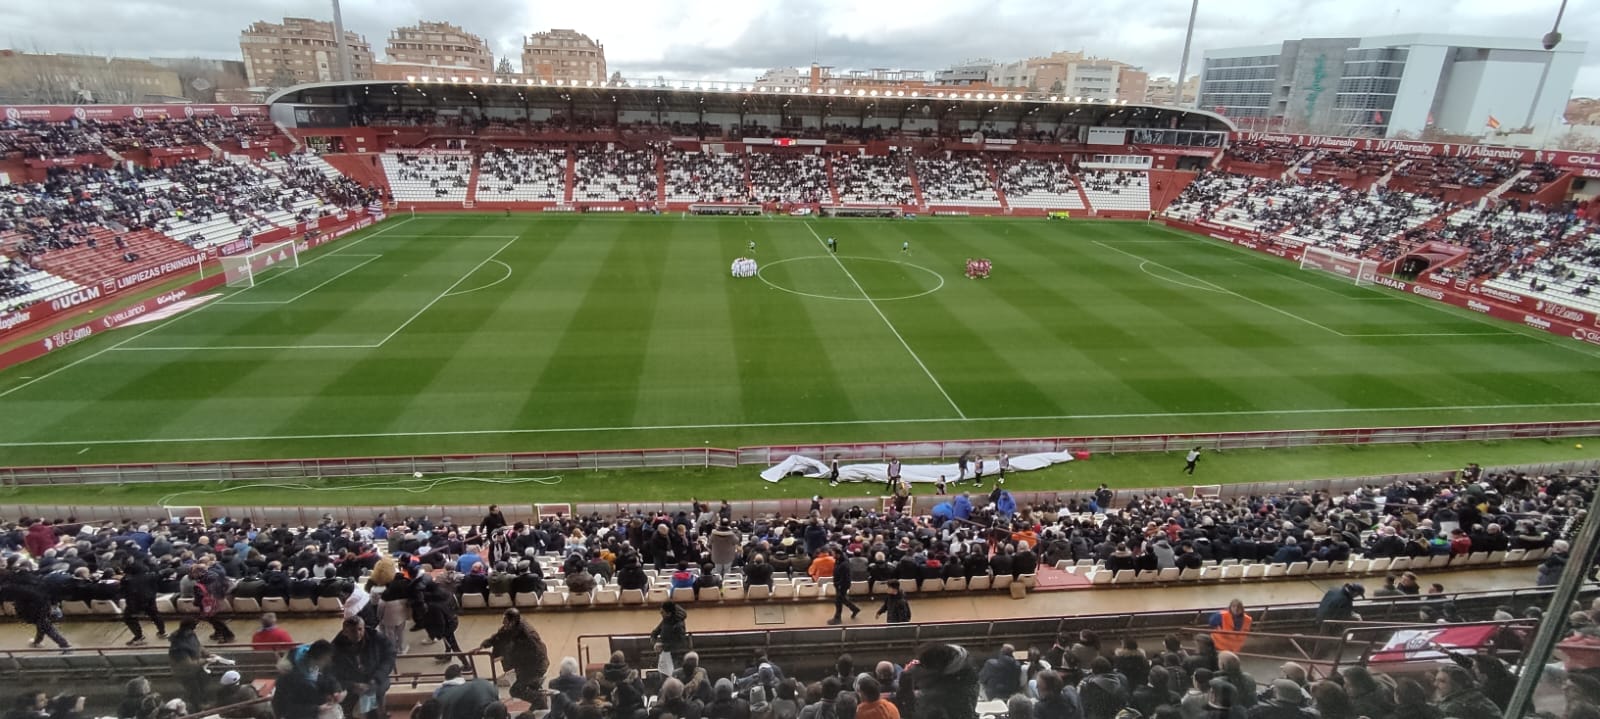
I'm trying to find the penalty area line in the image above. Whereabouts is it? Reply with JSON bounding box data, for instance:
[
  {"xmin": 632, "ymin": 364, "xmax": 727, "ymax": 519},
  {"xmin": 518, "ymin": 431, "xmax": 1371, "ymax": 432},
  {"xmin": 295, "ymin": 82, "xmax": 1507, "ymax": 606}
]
[{"xmin": 5, "ymin": 401, "xmax": 1600, "ymax": 448}]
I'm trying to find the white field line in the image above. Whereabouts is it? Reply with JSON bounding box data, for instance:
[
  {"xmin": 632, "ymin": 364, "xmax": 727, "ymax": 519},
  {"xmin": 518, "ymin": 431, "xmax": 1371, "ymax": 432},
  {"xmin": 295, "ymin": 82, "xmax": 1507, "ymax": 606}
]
[
  {"xmin": 371, "ymin": 235, "xmax": 521, "ymax": 347},
  {"xmin": 4, "ymin": 401, "xmax": 1600, "ymax": 448},
  {"xmin": 113, "ymin": 344, "xmax": 379, "ymax": 351},
  {"xmin": 1154, "ymin": 225, "xmax": 1600, "ymax": 356},
  {"xmin": 0, "ymin": 218, "xmax": 421, "ymax": 396},
  {"xmin": 442, "ymin": 260, "xmax": 514, "ymax": 298},
  {"xmin": 220, "ymin": 255, "xmax": 382, "ymax": 305},
  {"xmin": 1092, "ymin": 239, "xmax": 1351, "ymax": 336},
  {"xmin": 802, "ymin": 222, "xmax": 966, "ymax": 419}
]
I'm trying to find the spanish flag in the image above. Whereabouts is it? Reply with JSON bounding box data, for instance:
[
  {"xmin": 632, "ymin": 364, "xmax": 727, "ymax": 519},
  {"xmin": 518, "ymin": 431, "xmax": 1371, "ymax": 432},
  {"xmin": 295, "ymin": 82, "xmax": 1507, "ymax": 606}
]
[{"xmin": 1486, "ymin": 115, "xmax": 1502, "ymax": 130}]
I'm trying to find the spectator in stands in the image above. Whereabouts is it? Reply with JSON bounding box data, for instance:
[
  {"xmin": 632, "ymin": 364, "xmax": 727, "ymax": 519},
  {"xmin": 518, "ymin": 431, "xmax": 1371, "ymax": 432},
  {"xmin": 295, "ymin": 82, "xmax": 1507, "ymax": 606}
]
[
  {"xmin": 480, "ymin": 609, "xmax": 549, "ymax": 709},
  {"xmin": 1540, "ymin": 539, "xmax": 1572, "ymax": 586},
  {"xmin": 1247, "ymin": 680, "xmax": 1316, "ymax": 719},
  {"xmin": 9, "ymin": 564, "xmax": 69, "ymax": 650},
  {"xmin": 434, "ymin": 664, "xmax": 499, "ymax": 719},
  {"xmin": 877, "ymin": 580, "xmax": 912, "ymax": 624},
  {"xmin": 1080, "ymin": 656, "xmax": 1130, "ymax": 719},
  {"xmin": 116, "ymin": 561, "xmax": 165, "ymax": 646},
  {"xmin": 1316, "ymin": 584, "xmax": 1363, "ymax": 624},
  {"xmin": 1433, "ymin": 665, "xmax": 1501, "ymax": 719},
  {"xmin": 331, "ymin": 616, "xmax": 395, "ymax": 719},
  {"xmin": 214, "ymin": 670, "xmax": 267, "ymax": 719},
  {"xmin": 167, "ymin": 619, "xmax": 210, "ymax": 709},
  {"xmin": 652, "ymin": 601, "xmax": 691, "ymax": 671},
  {"xmin": 910, "ymin": 643, "xmax": 980, "ymax": 719},
  {"xmin": 251, "ymin": 613, "xmax": 295, "ymax": 651},
  {"xmin": 979, "ymin": 644, "xmax": 1023, "ymax": 701},
  {"xmin": 1215, "ymin": 653, "xmax": 1257, "ymax": 708}
]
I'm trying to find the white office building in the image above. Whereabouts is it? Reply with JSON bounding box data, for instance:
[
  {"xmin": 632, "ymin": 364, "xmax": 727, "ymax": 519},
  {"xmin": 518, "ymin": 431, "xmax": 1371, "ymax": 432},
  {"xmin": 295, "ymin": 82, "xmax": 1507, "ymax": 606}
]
[{"xmin": 1198, "ymin": 34, "xmax": 1586, "ymax": 140}]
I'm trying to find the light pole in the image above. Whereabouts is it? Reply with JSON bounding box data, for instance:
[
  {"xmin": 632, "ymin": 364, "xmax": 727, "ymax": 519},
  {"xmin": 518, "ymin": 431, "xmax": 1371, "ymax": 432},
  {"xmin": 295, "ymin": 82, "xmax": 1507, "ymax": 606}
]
[
  {"xmin": 330, "ymin": 0, "xmax": 355, "ymax": 83},
  {"xmin": 1519, "ymin": 0, "xmax": 1568, "ymax": 137},
  {"xmin": 1176, "ymin": 0, "xmax": 1199, "ymax": 107}
]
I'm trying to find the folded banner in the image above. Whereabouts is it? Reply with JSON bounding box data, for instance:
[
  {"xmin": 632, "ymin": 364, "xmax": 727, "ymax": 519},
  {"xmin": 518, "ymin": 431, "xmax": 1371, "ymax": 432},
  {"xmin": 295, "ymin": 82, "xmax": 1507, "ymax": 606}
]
[{"xmin": 760, "ymin": 452, "xmax": 1075, "ymax": 483}]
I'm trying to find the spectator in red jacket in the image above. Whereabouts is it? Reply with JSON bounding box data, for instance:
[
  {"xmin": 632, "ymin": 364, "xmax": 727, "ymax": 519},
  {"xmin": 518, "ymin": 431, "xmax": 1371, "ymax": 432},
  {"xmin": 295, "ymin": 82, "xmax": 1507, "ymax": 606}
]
[
  {"xmin": 24, "ymin": 520, "xmax": 56, "ymax": 558},
  {"xmin": 252, "ymin": 613, "xmax": 296, "ymax": 651}
]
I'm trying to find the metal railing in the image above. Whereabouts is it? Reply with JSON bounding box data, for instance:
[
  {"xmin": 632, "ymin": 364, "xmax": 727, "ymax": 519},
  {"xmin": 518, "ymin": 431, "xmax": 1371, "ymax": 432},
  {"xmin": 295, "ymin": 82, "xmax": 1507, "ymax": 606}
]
[
  {"xmin": 2, "ymin": 420, "xmax": 1597, "ymax": 489},
  {"xmin": 9, "ymin": 458, "xmax": 1597, "ymax": 526},
  {"xmin": 575, "ymin": 583, "xmax": 1597, "ymax": 676}
]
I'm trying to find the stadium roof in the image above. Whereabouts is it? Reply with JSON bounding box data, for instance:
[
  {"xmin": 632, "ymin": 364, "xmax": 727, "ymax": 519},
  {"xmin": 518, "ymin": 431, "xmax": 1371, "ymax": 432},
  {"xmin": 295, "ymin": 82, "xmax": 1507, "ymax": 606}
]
[{"xmin": 266, "ymin": 79, "xmax": 1235, "ymax": 132}]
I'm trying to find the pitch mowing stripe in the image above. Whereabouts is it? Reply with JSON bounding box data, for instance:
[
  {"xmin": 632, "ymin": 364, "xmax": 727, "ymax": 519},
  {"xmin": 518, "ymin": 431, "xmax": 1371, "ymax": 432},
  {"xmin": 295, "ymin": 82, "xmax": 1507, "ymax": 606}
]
[
  {"xmin": 4, "ymin": 400, "xmax": 1600, "ymax": 448},
  {"xmin": 0, "ymin": 217, "xmax": 419, "ymax": 401},
  {"xmin": 802, "ymin": 222, "xmax": 966, "ymax": 419},
  {"xmin": 1149, "ymin": 223, "xmax": 1600, "ymax": 360}
]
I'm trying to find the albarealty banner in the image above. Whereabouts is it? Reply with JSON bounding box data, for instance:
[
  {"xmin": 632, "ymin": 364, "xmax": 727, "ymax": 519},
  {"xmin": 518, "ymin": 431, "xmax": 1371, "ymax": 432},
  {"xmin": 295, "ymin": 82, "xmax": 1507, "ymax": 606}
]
[{"xmin": 1230, "ymin": 132, "xmax": 1600, "ymax": 173}]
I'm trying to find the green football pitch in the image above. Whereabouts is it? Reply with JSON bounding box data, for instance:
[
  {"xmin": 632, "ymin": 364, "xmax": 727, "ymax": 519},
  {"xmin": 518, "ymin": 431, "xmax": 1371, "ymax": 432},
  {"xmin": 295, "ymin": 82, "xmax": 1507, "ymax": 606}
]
[{"xmin": 2, "ymin": 213, "xmax": 1598, "ymax": 468}]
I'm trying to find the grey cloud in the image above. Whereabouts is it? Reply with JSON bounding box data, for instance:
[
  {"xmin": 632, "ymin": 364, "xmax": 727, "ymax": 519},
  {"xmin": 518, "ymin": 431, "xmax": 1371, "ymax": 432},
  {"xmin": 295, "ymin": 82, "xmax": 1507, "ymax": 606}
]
[{"xmin": 0, "ymin": 0, "xmax": 1594, "ymax": 94}]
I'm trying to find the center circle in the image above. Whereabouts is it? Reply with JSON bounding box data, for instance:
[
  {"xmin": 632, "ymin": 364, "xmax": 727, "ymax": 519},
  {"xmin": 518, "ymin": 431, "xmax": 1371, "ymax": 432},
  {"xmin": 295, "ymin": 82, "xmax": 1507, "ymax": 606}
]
[{"xmin": 756, "ymin": 256, "xmax": 946, "ymax": 301}]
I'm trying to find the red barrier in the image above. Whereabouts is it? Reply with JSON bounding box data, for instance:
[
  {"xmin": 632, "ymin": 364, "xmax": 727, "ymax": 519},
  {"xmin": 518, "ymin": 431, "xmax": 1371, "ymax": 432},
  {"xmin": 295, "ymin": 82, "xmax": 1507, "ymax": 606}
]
[
  {"xmin": 1163, "ymin": 218, "xmax": 1600, "ymax": 348},
  {"xmin": 0, "ymin": 275, "xmax": 227, "ymax": 371}
]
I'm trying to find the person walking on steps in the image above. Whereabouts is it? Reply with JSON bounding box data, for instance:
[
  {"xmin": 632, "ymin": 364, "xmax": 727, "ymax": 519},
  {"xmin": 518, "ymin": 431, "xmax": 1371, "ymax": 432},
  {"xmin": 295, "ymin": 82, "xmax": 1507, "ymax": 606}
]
[
  {"xmin": 1184, "ymin": 447, "xmax": 1202, "ymax": 475},
  {"xmin": 827, "ymin": 548, "xmax": 862, "ymax": 626},
  {"xmin": 120, "ymin": 561, "xmax": 166, "ymax": 646},
  {"xmin": 876, "ymin": 580, "xmax": 911, "ymax": 624}
]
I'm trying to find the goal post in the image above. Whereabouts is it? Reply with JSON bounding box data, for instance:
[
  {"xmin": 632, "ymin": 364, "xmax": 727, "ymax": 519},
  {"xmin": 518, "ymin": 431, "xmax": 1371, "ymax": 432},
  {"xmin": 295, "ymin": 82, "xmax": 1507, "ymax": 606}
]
[
  {"xmin": 1299, "ymin": 246, "xmax": 1377, "ymax": 286},
  {"xmin": 220, "ymin": 240, "xmax": 300, "ymax": 288}
]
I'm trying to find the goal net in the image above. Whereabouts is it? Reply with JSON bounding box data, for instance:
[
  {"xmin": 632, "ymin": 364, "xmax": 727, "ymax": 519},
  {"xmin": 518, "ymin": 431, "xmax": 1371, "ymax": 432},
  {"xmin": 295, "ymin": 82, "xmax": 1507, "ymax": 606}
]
[
  {"xmin": 1299, "ymin": 246, "xmax": 1377, "ymax": 285},
  {"xmin": 220, "ymin": 240, "xmax": 300, "ymax": 288}
]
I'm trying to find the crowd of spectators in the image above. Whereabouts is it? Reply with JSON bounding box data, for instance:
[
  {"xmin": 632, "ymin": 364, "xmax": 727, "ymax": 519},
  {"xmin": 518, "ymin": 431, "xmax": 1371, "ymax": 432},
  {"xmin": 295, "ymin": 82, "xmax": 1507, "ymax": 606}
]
[
  {"xmin": 1394, "ymin": 156, "xmax": 1518, "ymax": 189},
  {"xmin": 476, "ymin": 148, "xmax": 567, "ymax": 202},
  {"xmin": 1225, "ymin": 140, "xmax": 1313, "ymax": 167},
  {"xmin": 997, "ymin": 158, "xmax": 1080, "ymax": 205},
  {"xmin": 0, "ymin": 153, "xmax": 382, "ymax": 273},
  {"xmin": 833, "ymin": 152, "xmax": 916, "ymax": 206},
  {"xmin": 0, "ymin": 117, "xmax": 278, "ymax": 160},
  {"xmin": 664, "ymin": 151, "xmax": 750, "ymax": 204},
  {"xmin": 0, "ymin": 461, "xmax": 1594, "ymax": 718},
  {"xmin": 914, "ymin": 156, "xmax": 999, "ymax": 205},
  {"xmin": 572, "ymin": 148, "xmax": 657, "ymax": 203},
  {"xmin": 748, "ymin": 153, "xmax": 827, "ymax": 204},
  {"xmin": 1079, "ymin": 170, "xmax": 1141, "ymax": 195}
]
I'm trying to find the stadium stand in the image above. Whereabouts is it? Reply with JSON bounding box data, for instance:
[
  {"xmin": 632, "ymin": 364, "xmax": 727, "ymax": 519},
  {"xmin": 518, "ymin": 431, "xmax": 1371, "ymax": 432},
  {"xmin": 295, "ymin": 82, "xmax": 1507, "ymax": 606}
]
[
  {"xmin": 474, "ymin": 148, "xmax": 568, "ymax": 203},
  {"xmin": 832, "ymin": 152, "xmax": 916, "ymax": 206},
  {"xmin": 572, "ymin": 146, "xmax": 657, "ymax": 203},
  {"xmin": 914, "ymin": 155, "xmax": 1001, "ymax": 207},
  {"xmin": 0, "ymin": 256, "xmax": 81, "ymax": 314},
  {"xmin": 0, "ymin": 463, "xmax": 1589, "ymax": 718},
  {"xmin": 996, "ymin": 157, "xmax": 1085, "ymax": 211},
  {"xmin": 1079, "ymin": 169, "xmax": 1152, "ymax": 213},
  {"xmin": 748, "ymin": 152, "xmax": 828, "ymax": 204},
  {"xmin": 664, "ymin": 150, "xmax": 749, "ymax": 204},
  {"xmin": 380, "ymin": 151, "xmax": 471, "ymax": 203}
]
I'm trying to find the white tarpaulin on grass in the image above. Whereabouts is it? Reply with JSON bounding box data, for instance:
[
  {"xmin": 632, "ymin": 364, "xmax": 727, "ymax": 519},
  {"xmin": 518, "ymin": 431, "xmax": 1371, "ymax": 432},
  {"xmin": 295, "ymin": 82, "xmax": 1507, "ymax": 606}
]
[{"xmin": 760, "ymin": 452, "xmax": 1075, "ymax": 483}]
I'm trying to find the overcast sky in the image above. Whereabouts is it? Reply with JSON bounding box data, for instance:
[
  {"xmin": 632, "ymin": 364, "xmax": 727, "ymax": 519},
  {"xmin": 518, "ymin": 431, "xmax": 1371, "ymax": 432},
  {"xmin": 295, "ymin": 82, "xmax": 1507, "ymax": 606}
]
[{"xmin": 3, "ymin": 0, "xmax": 1596, "ymax": 95}]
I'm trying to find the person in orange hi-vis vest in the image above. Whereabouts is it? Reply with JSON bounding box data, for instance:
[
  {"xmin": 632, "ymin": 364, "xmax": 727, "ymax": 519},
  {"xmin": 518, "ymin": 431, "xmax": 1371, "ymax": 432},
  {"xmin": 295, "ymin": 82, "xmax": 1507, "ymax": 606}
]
[{"xmin": 1209, "ymin": 598, "xmax": 1253, "ymax": 653}]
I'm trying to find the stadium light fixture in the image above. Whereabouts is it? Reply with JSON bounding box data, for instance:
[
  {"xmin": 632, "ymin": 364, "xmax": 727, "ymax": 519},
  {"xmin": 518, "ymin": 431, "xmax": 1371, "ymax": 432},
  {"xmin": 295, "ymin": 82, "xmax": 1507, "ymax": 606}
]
[
  {"xmin": 479, "ymin": 76, "xmax": 488, "ymax": 83},
  {"xmin": 963, "ymin": 92, "xmax": 973, "ymax": 99},
  {"xmin": 828, "ymin": 88, "xmax": 837, "ymax": 94},
  {"xmin": 1001, "ymin": 93, "xmax": 1010, "ymax": 100},
  {"xmin": 406, "ymin": 75, "xmax": 417, "ymax": 83},
  {"xmin": 450, "ymin": 76, "xmax": 460, "ymax": 83}
]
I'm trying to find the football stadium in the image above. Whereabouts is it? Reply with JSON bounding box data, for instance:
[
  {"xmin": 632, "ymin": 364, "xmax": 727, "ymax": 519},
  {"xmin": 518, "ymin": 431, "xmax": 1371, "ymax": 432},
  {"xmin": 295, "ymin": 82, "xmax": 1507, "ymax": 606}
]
[{"xmin": 2, "ymin": 7, "xmax": 1600, "ymax": 719}]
